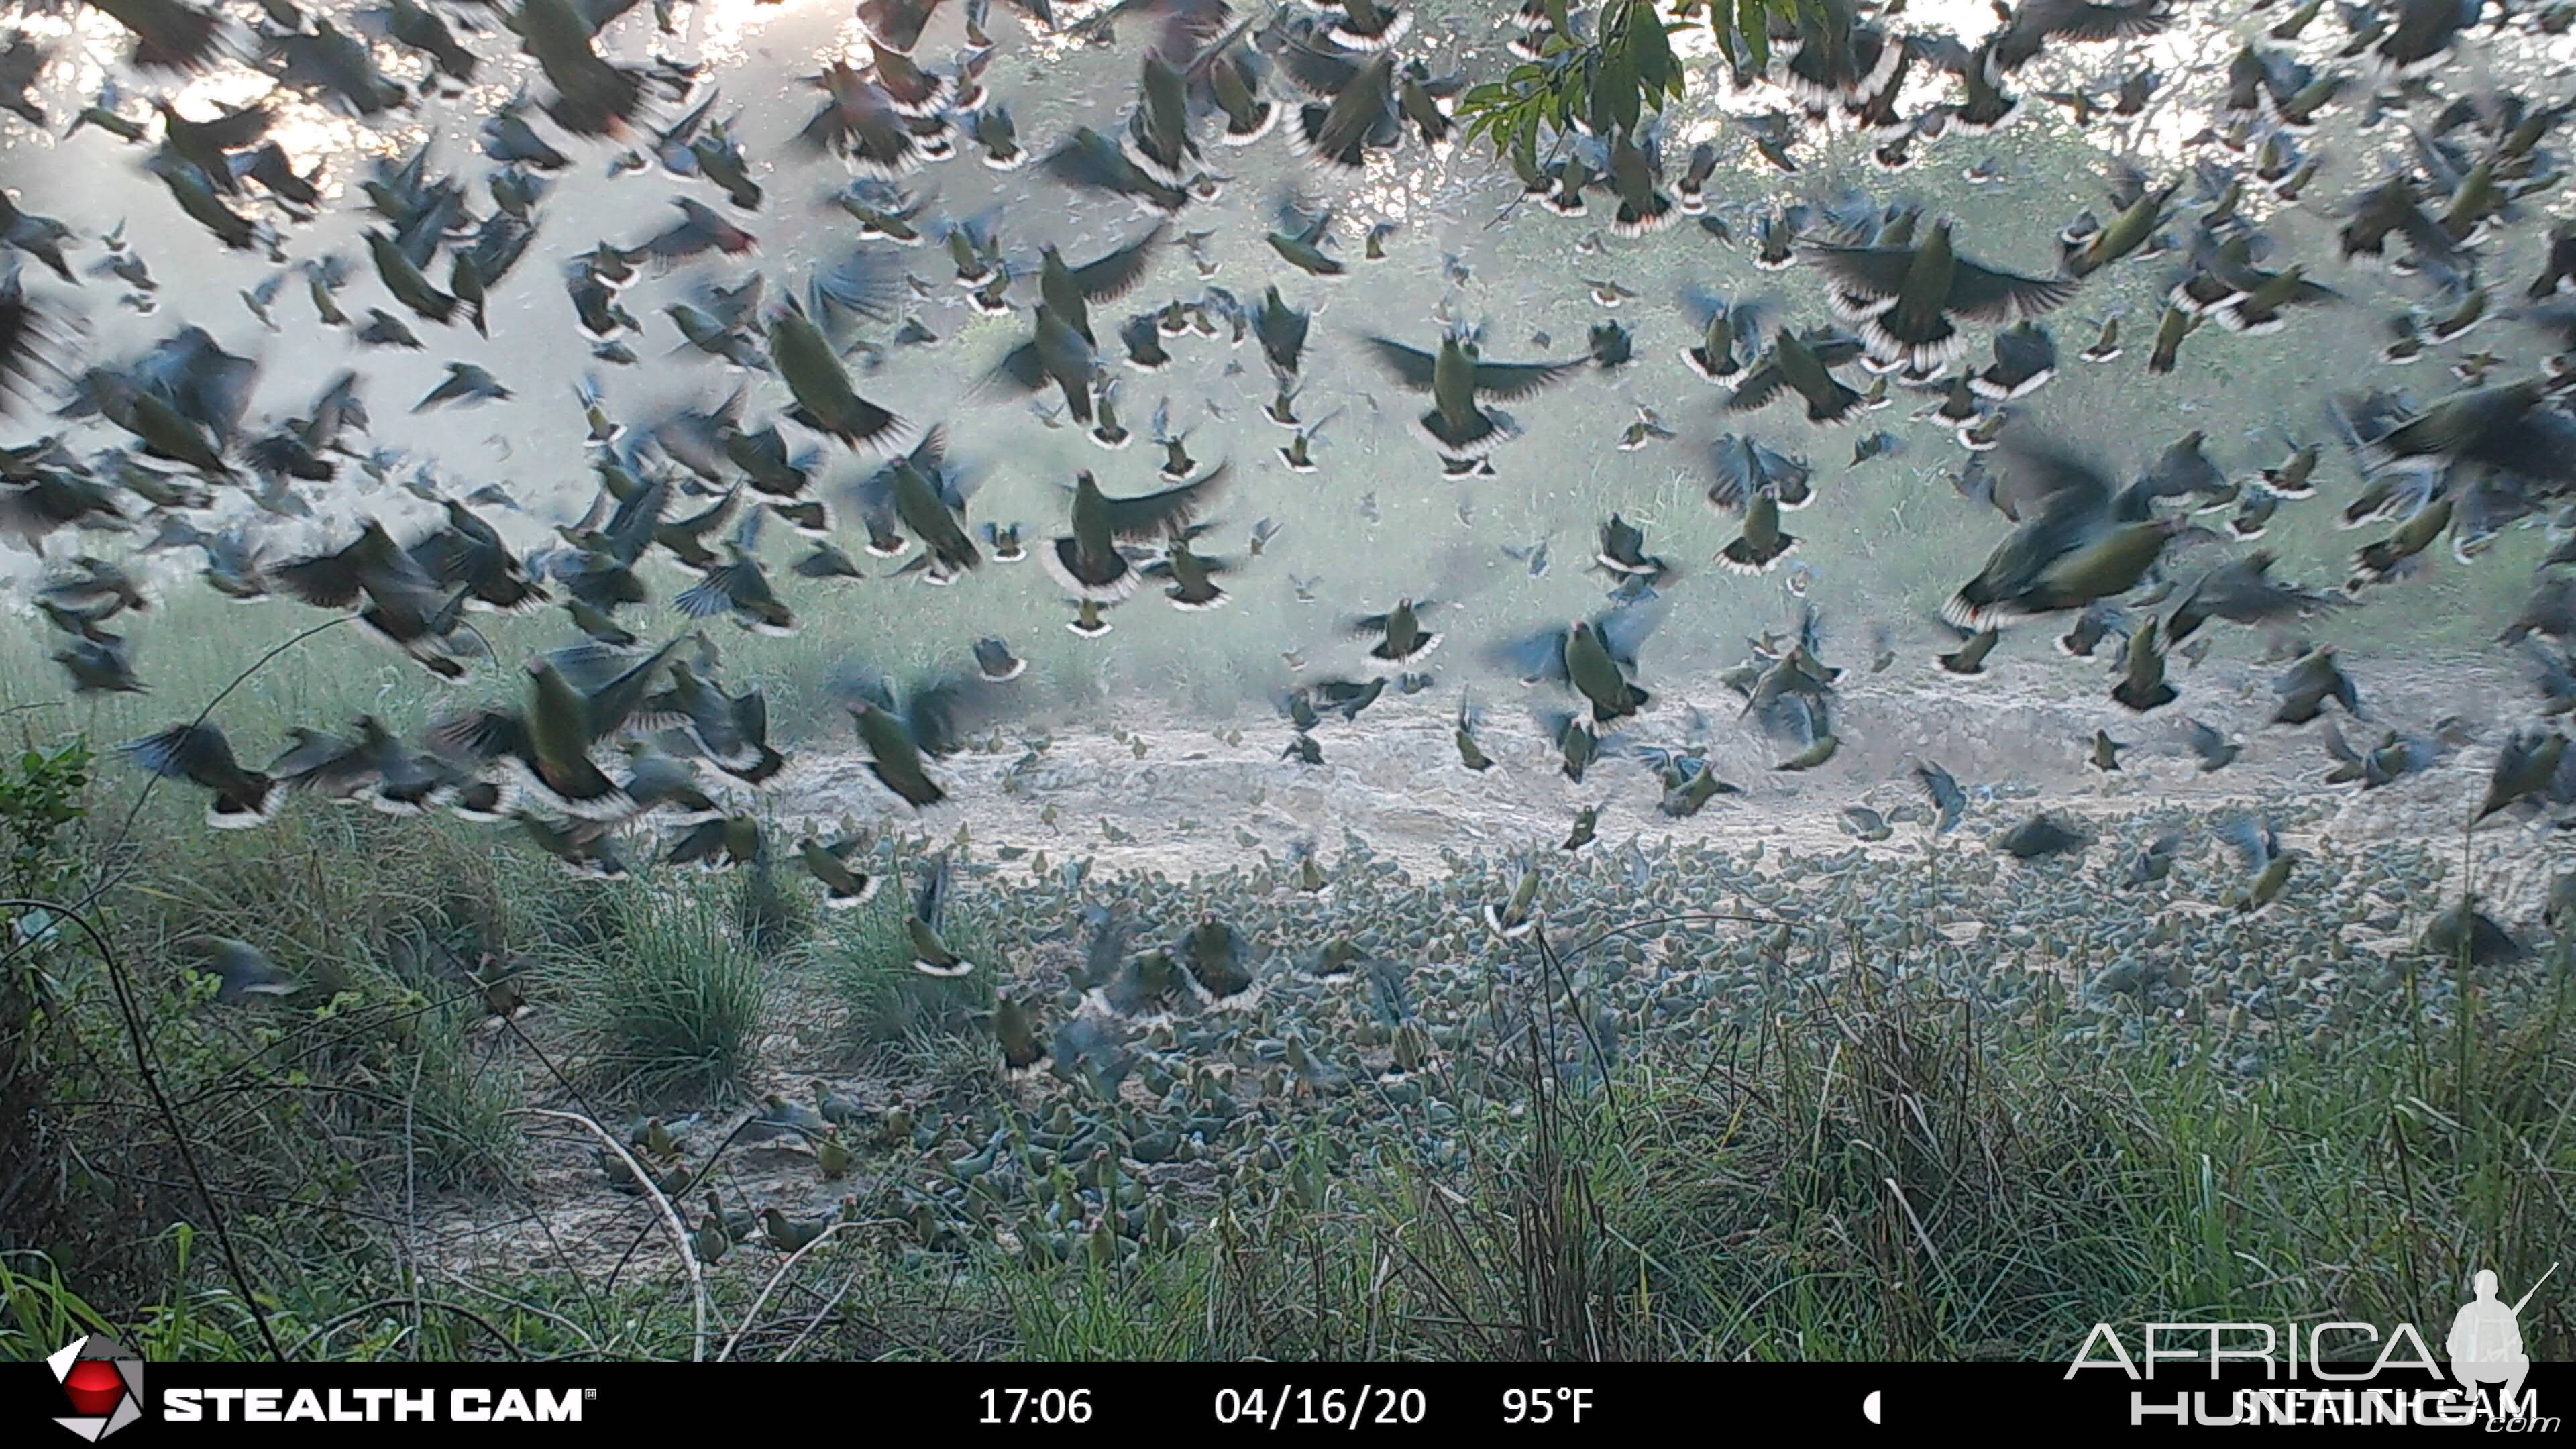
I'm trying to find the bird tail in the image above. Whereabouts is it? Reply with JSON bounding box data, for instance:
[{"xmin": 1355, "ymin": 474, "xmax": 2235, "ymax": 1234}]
[{"xmin": 1415, "ymin": 405, "xmax": 1512, "ymax": 458}]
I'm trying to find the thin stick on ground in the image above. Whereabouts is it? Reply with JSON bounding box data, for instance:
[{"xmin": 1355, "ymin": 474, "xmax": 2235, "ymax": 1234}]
[{"xmin": 523, "ymin": 1108, "xmax": 708, "ymax": 1363}]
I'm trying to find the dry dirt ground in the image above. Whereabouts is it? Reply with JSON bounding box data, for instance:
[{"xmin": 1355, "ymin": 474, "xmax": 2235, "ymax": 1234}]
[
  {"xmin": 418, "ymin": 653, "xmax": 2574, "ymax": 1293},
  {"xmin": 780, "ymin": 650, "xmax": 2567, "ymax": 906}
]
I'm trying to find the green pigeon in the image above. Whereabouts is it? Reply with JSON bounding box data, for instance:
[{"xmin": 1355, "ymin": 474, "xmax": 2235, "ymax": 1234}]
[
  {"xmin": 994, "ymin": 994, "xmax": 1047, "ymax": 1071},
  {"xmin": 1560, "ymin": 806, "xmax": 1598, "ymax": 852},
  {"xmin": 1483, "ymin": 867, "xmax": 1542, "ymax": 941},
  {"xmin": 1995, "ymin": 812, "xmax": 2090, "ymax": 861},
  {"xmin": 906, "ymin": 853, "xmax": 972, "ymax": 977},
  {"xmin": 1361, "ymin": 330, "xmax": 1582, "ymax": 467},
  {"xmin": 2111, "ymin": 616, "xmax": 2178, "ymax": 712},
  {"xmin": 363, "ymin": 227, "xmax": 455, "ymax": 324},
  {"xmin": 1493, "ymin": 604, "xmax": 1664, "ymax": 724},
  {"xmin": 1540, "ymin": 709, "xmax": 1602, "ymax": 782},
  {"xmin": 761, "ymin": 1206, "xmax": 828, "ymax": 1252},
  {"xmin": 1809, "ymin": 217, "xmax": 2080, "ymax": 372},
  {"xmin": 429, "ymin": 659, "xmax": 638, "ymax": 820},
  {"xmin": 1717, "ymin": 490, "xmax": 1800, "ymax": 574},
  {"xmin": 2419, "ymin": 894, "xmax": 2530, "ymax": 966},
  {"xmin": 816, "ymin": 1082, "xmax": 866, "ymax": 1129},
  {"xmin": 1266, "ymin": 201, "xmax": 1344, "ymax": 276},
  {"xmin": 800, "ymin": 836, "xmax": 879, "ymax": 909},
  {"xmin": 2185, "ymin": 719, "xmax": 2241, "ymax": 772},
  {"xmin": 1454, "ymin": 698, "xmax": 1494, "ymax": 771},
  {"xmin": 121, "ymin": 722, "xmax": 280, "ymax": 828},
  {"xmin": 665, "ymin": 812, "xmax": 761, "ymax": 871},
  {"xmin": 771, "ymin": 297, "xmax": 906, "ymax": 450},
  {"xmin": 1726, "ymin": 326, "xmax": 1868, "ymax": 425},
  {"xmin": 2218, "ymin": 816, "xmax": 2292, "ymax": 913},
  {"xmin": 1659, "ymin": 758, "xmax": 1741, "ymax": 818},
  {"xmin": 184, "ymin": 936, "xmax": 299, "ymax": 1002},
  {"xmin": 2089, "ymin": 729, "xmax": 2126, "ymax": 771},
  {"xmin": 1840, "ymin": 805, "xmax": 1892, "ymax": 841},
  {"xmin": 2120, "ymin": 830, "xmax": 2183, "ymax": 889},
  {"xmin": 704, "ymin": 1187, "xmax": 756, "ymax": 1243},
  {"xmin": 1144, "ymin": 537, "xmax": 1232, "ymax": 610},
  {"xmin": 1774, "ymin": 697, "xmax": 1841, "ymax": 771},
  {"xmin": 2473, "ymin": 729, "xmax": 2566, "ymax": 825},
  {"xmin": 1947, "ymin": 439, "xmax": 2180, "ymax": 629},
  {"xmin": 1041, "ymin": 466, "xmax": 1226, "ymax": 606},
  {"xmin": 841, "ymin": 669, "xmax": 1012, "ymax": 810},
  {"xmin": 816, "ymin": 1131, "xmax": 853, "ymax": 1180},
  {"xmin": 851, "ymin": 427, "xmax": 981, "ymax": 580},
  {"xmin": 1178, "ymin": 916, "xmax": 1254, "ymax": 1001},
  {"xmin": 2271, "ymin": 646, "xmax": 2361, "ymax": 724},
  {"xmin": 2350, "ymin": 496, "xmax": 2451, "ymax": 589},
  {"xmin": 1939, "ymin": 625, "xmax": 2001, "ymax": 675},
  {"xmin": 1355, "ymin": 597, "xmax": 1442, "ymax": 669}
]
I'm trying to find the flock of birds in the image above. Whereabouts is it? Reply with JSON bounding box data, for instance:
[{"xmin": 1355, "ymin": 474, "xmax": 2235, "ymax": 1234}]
[{"xmin": 3, "ymin": 0, "xmax": 2576, "ymax": 1250}]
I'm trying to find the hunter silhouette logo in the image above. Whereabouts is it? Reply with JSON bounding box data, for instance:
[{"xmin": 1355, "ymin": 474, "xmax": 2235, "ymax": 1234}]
[
  {"xmin": 2449, "ymin": 1265, "xmax": 2553, "ymax": 1421},
  {"xmin": 46, "ymin": 1335, "xmax": 143, "ymax": 1441}
]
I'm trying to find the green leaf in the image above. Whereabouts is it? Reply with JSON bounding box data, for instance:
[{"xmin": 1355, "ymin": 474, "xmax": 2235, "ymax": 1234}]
[
  {"xmin": 1633, "ymin": 8, "xmax": 1677, "ymax": 97},
  {"xmin": 1741, "ymin": 0, "xmax": 1772, "ymax": 72}
]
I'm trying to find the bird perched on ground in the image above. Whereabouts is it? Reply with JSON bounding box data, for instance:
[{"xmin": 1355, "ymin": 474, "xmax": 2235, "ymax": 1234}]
[
  {"xmin": 1996, "ymin": 812, "xmax": 2090, "ymax": 860},
  {"xmin": 2473, "ymin": 728, "xmax": 2567, "ymax": 824},
  {"xmin": 2184, "ymin": 718, "xmax": 2241, "ymax": 771},
  {"xmin": 2121, "ymin": 829, "xmax": 2183, "ymax": 888}
]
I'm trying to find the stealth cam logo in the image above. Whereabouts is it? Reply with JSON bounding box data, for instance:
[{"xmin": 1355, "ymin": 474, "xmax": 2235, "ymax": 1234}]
[{"xmin": 46, "ymin": 1335, "xmax": 144, "ymax": 1441}]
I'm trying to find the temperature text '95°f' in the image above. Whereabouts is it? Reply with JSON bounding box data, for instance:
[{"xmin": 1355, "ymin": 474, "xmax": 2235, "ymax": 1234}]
[{"xmin": 1501, "ymin": 1389, "xmax": 1593, "ymax": 1425}]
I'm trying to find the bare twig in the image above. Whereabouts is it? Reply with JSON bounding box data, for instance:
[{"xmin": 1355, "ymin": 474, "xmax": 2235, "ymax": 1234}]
[{"xmin": 522, "ymin": 1108, "xmax": 706, "ymax": 1362}]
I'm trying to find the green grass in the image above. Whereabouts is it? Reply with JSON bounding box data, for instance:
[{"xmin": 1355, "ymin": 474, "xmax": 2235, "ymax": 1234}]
[
  {"xmin": 566, "ymin": 879, "xmax": 769, "ymax": 1099},
  {"xmin": 808, "ymin": 873, "xmax": 998, "ymax": 1049}
]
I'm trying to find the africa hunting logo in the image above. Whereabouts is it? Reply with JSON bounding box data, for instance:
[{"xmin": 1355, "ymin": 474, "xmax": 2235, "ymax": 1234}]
[
  {"xmin": 2070, "ymin": 1265, "xmax": 2559, "ymax": 1429},
  {"xmin": 46, "ymin": 1335, "xmax": 143, "ymax": 1441}
]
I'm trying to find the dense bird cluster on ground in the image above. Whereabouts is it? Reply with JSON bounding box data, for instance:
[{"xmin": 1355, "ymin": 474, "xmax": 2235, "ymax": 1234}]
[{"xmin": 2, "ymin": 0, "xmax": 2575, "ymax": 1264}]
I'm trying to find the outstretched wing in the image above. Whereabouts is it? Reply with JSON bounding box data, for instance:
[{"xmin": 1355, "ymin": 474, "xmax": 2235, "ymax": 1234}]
[
  {"xmin": 1100, "ymin": 462, "xmax": 1227, "ymax": 539},
  {"xmin": 1948, "ymin": 261, "xmax": 2082, "ymax": 321},
  {"xmin": 1361, "ymin": 335, "xmax": 1438, "ymax": 392},
  {"xmin": 1803, "ymin": 243, "xmax": 1914, "ymax": 301},
  {"xmin": 1071, "ymin": 223, "xmax": 1170, "ymax": 302},
  {"xmin": 1470, "ymin": 355, "xmax": 1585, "ymax": 399}
]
